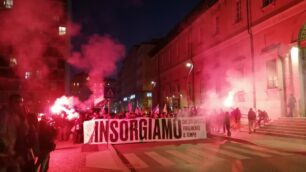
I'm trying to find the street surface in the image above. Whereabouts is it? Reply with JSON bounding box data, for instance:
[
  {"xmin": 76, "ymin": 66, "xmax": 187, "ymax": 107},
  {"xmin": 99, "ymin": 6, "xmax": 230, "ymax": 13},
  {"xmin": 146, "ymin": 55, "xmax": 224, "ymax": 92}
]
[
  {"xmin": 48, "ymin": 138, "xmax": 306, "ymax": 172},
  {"xmin": 113, "ymin": 139, "xmax": 306, "ymax": 172}
]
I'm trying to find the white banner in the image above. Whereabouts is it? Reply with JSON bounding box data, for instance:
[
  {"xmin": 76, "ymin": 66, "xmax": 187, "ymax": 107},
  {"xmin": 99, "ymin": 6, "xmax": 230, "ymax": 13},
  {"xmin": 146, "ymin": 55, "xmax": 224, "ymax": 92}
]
[{"xmin": 83, "ymin": 117, "xmax": 207, "ymax": 144}]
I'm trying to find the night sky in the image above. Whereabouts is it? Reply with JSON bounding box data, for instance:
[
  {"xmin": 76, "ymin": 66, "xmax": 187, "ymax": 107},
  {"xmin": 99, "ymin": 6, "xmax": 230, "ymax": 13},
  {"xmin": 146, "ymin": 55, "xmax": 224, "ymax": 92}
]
[{"xmin": 71, "ymin": 0, "xmax": 201, "ymax": 51}]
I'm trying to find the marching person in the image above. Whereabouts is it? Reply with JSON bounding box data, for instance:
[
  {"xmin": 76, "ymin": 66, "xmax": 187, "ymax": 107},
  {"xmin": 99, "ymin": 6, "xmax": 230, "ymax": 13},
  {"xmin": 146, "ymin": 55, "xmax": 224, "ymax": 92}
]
[
  {"xmin": 288, "ymin": 94, "xmax": 296, "ymax": 117},
  {"xmin": 224, "ymin": 111, "xmax": 231, "ymax": 137},
  {"xmin": 248, "ymin": 108, "xmax": 257, "ymax": 134},
  {"xmin": 232, "ymin": 107, "xmax": 242, "ymax": 131},
  {"xmin": 35, "ymin": 116, "xmax": 57, "ymax": 172},
  {"xmin": 0, "ymin": 94, "xmax": 33, "ymax": 172},
  {"xmin": 73, "ymin": 117, "xmax": 83, "ymax": 144}
]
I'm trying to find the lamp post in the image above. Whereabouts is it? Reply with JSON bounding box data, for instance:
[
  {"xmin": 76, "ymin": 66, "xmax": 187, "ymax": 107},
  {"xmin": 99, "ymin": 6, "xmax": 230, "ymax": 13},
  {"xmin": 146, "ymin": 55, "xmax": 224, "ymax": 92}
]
[{"xmin": 186, "ymin": 62, "xmax": 194, "ymax": 108}]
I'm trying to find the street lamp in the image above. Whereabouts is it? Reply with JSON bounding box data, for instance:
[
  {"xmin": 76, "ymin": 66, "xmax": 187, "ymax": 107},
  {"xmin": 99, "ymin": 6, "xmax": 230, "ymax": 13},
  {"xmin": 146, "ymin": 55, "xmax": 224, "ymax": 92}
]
[
  {"xmin": 186, "ymin": 62, "xmax": 193, "ymax": 69},
  {"xmin": 150, "ymin": 81, "xmax": 156, "ymax": 88},
  {"xmin": 186, "ymin": 62, "xmax": 194, "ymax": 108}
]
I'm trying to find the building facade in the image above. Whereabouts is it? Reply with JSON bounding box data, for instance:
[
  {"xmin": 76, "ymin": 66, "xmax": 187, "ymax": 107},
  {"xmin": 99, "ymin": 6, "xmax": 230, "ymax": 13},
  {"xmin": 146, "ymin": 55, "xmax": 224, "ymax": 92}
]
[
  {"xmin": 152, "ymin": 0, "xmax": 306, "ymax": 118},
  {"xmin": 0, "ymin": 0, "xmax": 70, "ymax": 112},
  {"xmin": 117, "ymin": 40, "xmax": 159, "ymax": 112}
]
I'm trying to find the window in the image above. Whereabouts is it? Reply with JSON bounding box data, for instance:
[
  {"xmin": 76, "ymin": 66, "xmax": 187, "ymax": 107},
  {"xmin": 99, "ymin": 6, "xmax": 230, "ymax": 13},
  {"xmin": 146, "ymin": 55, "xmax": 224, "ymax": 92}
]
[
  {"xmin": 9, "ymin": 57, "xmax": 17, "ymax": 67},
  {"xmin": 25, "ymin": 72, "xmax": 31, "ymax": 79},
  {"xmin": 3, "ymin": 0, "xmax": 13, "ymax": 8},
  {"xmin": 146, "ymin": 92, "xmax": 152, "ymax": 98},
  {"xmin": 266, "ymin": 59, "xmax": 278, "ymax": 88},
  {"xmin": 58, "ymin": 26, "xmax": 66, "ymax": 36},
  {"xmin": 235, "ymin": 0, "xmax": 242, "ymax": 22},
  {"xmin": 262, "ymin": 0, "xmax": 274, "ymax": 7}
]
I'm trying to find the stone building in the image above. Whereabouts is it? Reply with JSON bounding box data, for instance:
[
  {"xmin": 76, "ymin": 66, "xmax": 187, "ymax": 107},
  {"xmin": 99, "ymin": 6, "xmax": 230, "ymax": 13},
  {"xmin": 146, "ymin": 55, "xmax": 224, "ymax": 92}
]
[{"xmin": 152, "ymin": 0, "xmax": 306, "ymax": 118}]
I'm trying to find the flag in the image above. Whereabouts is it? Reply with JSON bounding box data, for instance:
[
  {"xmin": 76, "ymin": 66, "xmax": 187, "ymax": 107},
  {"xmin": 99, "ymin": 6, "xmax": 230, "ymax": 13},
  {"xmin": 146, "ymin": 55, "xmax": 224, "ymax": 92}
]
[
  {"xmin": 153, "ymin": 104, "xmax": 159, "ymax": 114},
  {"xmin": 135, "ymin": 106, "xmax": 140, "ymax": 114},
  {"xmin": 135, "ymin": 101, "xmax": 141, "ymax": 114},
  {"xmin": 162, "ymin": 104, "xmax": 167, "ymax": 113},
  {"xmin": 128, "ymin": 102, "xmax": 132, "ymax": 113}
]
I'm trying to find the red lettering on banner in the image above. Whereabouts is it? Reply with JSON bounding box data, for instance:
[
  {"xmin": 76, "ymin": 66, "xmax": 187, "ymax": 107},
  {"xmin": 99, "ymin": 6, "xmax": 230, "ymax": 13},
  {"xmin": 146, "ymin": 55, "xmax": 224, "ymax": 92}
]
[
  {"xmin": 94, "ymin": 121, "xmax": 99, "ymax": 142},
  {"xmin": 110, "ymin": 121, "xmax": 118, "ymax": 142},
  {"xmin": 161, "ymin": 119, "xmax": 172, "ymax": 139},
  {"xmin": 173, "ymin": 119, "xmax": 182, "ymax": 139},
  {"xmin": 99, "ymin": 121, "xmax": 109, "ymax": 142},
  {"xmin": 153, "ymin": 119, "xmax": 161, "ymax": 139},
  {"xmin": 130, "ymin": 120, "xmax": 138, "ymax": 141},
  {"xmin": 139, "ymin": 119, "xmax": 147, "ymax": 140},
  {"xmin": 120, "ymin": 121, "xmax": 128, "ymax": 141},
  {"xmin": 148, "ymin": 118, "xmax": 152, "ymax": 139}
]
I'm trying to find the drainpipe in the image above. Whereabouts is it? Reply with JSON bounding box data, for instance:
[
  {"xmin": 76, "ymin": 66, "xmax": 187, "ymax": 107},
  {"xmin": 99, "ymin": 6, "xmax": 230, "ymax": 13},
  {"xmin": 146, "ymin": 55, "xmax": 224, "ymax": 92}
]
[{"xmin": 247, "ymin": 0, "xmax": 256, "ymax": 109}]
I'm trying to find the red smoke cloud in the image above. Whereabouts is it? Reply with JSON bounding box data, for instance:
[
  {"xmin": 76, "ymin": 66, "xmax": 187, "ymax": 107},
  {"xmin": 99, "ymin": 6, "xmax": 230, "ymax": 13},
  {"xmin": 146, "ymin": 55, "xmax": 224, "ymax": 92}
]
[
  {"xmin": 0, "ymin": 0, "xmax": 69, "ymax": 112},
  {"xmin": 0, "ymin": 0, "xmax": 125, "ymax": 111},
  {"xmin": 68, "ymin": 34, "xmax": 125, "ymax": 105},
  {"xmin": 69, "ymin": 34, "xmax": 125, "ymax": 77},
  {"xmin": 0, "ymin": 0, "xmax": 65, "ymax": 78}
]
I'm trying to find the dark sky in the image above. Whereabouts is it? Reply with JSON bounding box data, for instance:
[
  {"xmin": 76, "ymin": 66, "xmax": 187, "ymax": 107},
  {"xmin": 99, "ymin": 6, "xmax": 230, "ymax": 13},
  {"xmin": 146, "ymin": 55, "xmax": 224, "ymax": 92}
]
[{"xmin": 71, "ymin": 0, "xmax": 201, "ymax": 50}]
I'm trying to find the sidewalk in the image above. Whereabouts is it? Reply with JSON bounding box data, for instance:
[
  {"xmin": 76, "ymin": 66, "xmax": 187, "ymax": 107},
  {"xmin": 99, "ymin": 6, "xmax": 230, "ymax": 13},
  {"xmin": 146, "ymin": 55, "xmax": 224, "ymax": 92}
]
[
  {"xmin": 49, "ymin": 141, "xmax": 129, "ymax": 172},
  {"xmin": 209, "ymin": 125, "xmax": 306, "ymax": 154}
]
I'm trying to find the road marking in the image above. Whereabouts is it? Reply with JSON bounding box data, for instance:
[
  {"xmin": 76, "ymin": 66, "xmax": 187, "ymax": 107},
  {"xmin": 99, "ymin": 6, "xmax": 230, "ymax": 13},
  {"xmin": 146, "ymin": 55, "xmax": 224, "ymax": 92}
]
[
  {"xmin": 145, "ymin": 152, "xmax": 175, "ymax": 167},
  {"xmin": 225, "ymin": 145, "xmax": 271, "ymax": 157},
  {"xmin": 166, "ymin": 150, "xmax": 201, "ymax": 164},
  {"xmin": 188, "ymin": 148, "xmax": 225, "ymax": 161},
  {"xmin": 232, "ymin": 142, "xmax": 293, "ymax": 156},
  {"xmin": 123, "ymin": 153, "xmax": 149, "ymax": 169},
  {"xmin": 199, "ymin": 144, "xmax": 250, "ymax": 160}
]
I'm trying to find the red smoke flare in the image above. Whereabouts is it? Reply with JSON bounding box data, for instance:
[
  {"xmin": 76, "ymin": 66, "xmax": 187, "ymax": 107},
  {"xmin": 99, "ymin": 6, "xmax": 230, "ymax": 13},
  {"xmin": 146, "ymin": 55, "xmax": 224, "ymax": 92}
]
[{"xmin": 50, "ymin": 96, "xmax": 80, "ymax": 120}]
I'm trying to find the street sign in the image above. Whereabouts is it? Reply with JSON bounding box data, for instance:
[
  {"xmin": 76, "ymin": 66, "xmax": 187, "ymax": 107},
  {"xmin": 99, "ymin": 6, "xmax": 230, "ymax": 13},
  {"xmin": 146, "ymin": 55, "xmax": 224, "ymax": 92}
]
[{"xmin": 104, "ymin": 87, "xmax": 115, "ymax": 98}]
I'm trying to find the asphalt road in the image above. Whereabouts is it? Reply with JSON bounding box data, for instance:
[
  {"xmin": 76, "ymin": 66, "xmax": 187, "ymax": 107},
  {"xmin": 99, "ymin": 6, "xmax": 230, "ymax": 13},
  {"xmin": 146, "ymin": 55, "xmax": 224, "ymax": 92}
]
[
  {"xmin": 112, "ymin": 139, "xmax": 306, "ymax": 172},
  {"xmin": 48, "ymin": 139, "xmax": 306, "ymax": 172}
]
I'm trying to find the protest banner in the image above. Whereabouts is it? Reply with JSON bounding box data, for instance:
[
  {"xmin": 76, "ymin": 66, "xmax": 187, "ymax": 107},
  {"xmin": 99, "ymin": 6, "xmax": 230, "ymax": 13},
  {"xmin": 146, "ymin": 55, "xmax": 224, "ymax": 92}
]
[{"xmin": 83, "ymin": 117, "xmax": 206, "ymax": 144}]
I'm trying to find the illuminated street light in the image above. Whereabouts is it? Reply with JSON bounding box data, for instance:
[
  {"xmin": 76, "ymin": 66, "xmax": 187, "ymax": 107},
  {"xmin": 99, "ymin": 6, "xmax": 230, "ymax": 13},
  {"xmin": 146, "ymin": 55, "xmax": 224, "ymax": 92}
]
[
  {"xmin": 186, "ymin": 62, "xmax": 193, "ymax": 68},
  {"xmin": 186, "ymin": 61, "xmax": 194, "ymax": 108},
  {"xmin": 151, "ymin": 81, "xmax": 156, "ymax": 87}
]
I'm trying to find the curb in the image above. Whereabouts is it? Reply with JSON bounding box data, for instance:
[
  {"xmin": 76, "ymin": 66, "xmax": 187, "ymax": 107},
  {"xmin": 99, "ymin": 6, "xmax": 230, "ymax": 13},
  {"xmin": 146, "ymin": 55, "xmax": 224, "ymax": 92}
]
[{"xmin": 208, "ymin": 134, "xmax": 306, "ymax": 156}]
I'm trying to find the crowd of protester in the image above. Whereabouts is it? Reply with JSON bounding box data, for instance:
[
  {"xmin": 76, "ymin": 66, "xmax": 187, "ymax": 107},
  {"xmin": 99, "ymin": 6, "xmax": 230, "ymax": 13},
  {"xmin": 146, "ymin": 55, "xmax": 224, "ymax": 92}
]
[
  {"xmin": 46, "ymin": 105, "xmax": 271, "ymax": 147},
  {"xmin": 0, "ymin": 94, "xmax": 271, "ymax": 172},
  {"xmin": 0, "ymin": 94, "xmax": 57, "ymax": 172},
  {"xmin": 48, "ymin": 105, "xmax": 200, "ymax": 144},
  {"xmin": 206, "ymin": 107, "xmax": 270, "ymax": 136}
]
